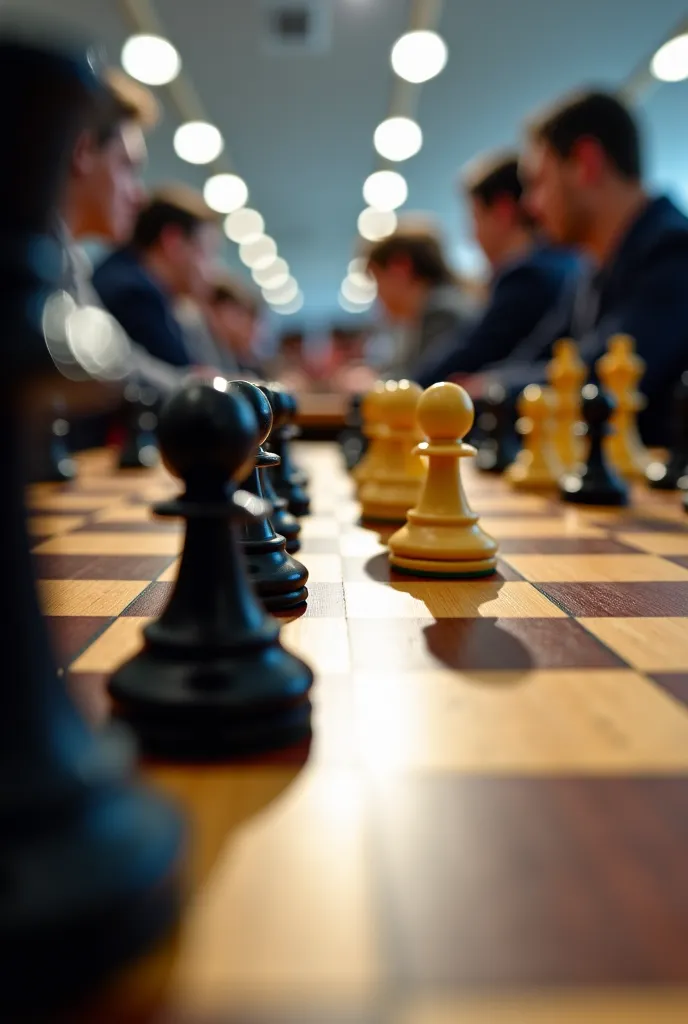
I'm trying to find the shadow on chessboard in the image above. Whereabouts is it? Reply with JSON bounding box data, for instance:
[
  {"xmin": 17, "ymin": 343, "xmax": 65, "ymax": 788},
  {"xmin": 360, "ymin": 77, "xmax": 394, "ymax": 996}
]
[{"xmin": 363, "ymin": 551, "xmax": 534, "ymax": 679}]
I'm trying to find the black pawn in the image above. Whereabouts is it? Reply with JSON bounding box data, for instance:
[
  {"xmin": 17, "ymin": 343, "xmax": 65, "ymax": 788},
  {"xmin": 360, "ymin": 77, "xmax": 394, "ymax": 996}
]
[
  {"xmin": 475, "ymin": 384, "xmax": 521, "ymax": 473},
  {"xmin": 259, "ymin": 384, "xmax": 302, "ymax": 554},
  {"xmin": 109, "ymin": 382, "xmax": 313, "ymax": 759},
  {"xmin": 119, "ymin": 382, "xmax": 160, "ymax": 469},
  {"xmin": 0, "ymin": 27, "xmax": 184, "ymax": 1014},
  {"xmin": 647, "ymin": 371, "xmax": 688, "ymax": 490},
  {"xmin": 560, "ymin": 384, "xmax": 629, "ymax": 506},
  {"xmin": 267, "ymin": 385, "xmax": 311, "ymax": 516},
  {"xmin": 232, "ymin": 381, "xmax": 309, "ymax": 612}
]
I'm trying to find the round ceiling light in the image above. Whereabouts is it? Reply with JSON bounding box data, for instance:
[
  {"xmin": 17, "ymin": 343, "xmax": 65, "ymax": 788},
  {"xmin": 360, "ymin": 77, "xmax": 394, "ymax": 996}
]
[
  {"xmin": 173, "ymin": 121, "xmax": 224, "ymax": 165},
  {"xmin": 203, "ymin": 173, "xmax": 248, "ymax": 214},
  {"xmin": 121, "ymin": 34, "xmax": 181, "ymax": 86},
  {"xmin": 239, "ymin": 235, "xmax": 278, "ymax": 270},
  {"xmin": 363, "ymin": 170, "xmax": 408, "ymax": 211},
  {"xmin": 339, "ymin": 292, "xmax": 373, "ymax": 314},
  {"xmin": 341, "ymin": 275, "xmax": 376, "ymax": 306},
  {"xmin": 272, "ymin": 291, "xmax": 304, "ymax": 316},
  {"xmin": 651, "ymin": 33, "xmax": 688, "ymax": 82},
  {"xmin": 391, "ymin": 30, "xmax": 448, "ymax": 84},
  {"xmin": 374, "ymin": 116, "xmax": 423, "ymax": 162},
  {"xmin": 224, "ymin": 208, "xmax": 265, "ymax": 244},
  {"xmin": 264, "ymin": 277, "xmax": 299, "ymax": 306},
  {"xmin": 357, "ymin": 207, "xmax": 398, "ymax": 242},
  {"xmin": 252, "ymin": 257, "xmax": 290, "ymax": 289}
]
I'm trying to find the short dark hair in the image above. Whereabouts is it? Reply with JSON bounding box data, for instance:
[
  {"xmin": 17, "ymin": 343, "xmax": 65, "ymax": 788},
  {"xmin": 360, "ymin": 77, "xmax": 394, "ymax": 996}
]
[
  {"xmin": 366, "ymin": 228, "xmax": 455, "ymax": 286},
  {"xmin": 132, "ymin": 186, "xmax": 218, "ymax": 251},
  {"xmin": 463, "ymin": 151, "xmax": 534, "ymax": 228},
  {"xmin": 90, "ymin": 69, "xmax": 158, "ymax": 148},
  {"xmin": 528, "ymin": 89, "xmax": 642, "ymax": 180}
]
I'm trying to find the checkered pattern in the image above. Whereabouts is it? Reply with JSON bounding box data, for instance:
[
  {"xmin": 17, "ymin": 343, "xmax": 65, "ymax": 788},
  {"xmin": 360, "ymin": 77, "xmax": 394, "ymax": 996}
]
[{"xmin": 27, "ymin": 443, "xmax": 688, "ymax": 1021}]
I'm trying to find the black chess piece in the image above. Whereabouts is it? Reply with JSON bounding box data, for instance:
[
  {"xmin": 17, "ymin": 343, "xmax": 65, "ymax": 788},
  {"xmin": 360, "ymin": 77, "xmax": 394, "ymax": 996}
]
[
  {"xmin": 259, "ymin": 384, "xmax": 302, "ymax": 554},
  {"xmin": 560, "ymin": 384, "xmax": 629, "ymax": 506},
  {"xmin": 25, "ymin": 402, "xmax": 77, "ymax": 482},
  {"xmin": 475, "ymin": 384, "xmax": 521, "ymax": 473},
  {"xmin": 0, "ymin": 26, "xmax": 184, "ymax": 1015},
  {"xmin": 267, "ymin": 385, "xmax": 311, "ymax": 515},
  {"xmin": 232, "ymin": 381, "xmax": 309, "ymax": 611},
  {"xmin": 119, "ymin": 381, "xmax": 160, "ymax": 469},
  {"xmin": 109, "ymin": 381, "xmax": 314, "ymax": 758},
  {"xmin": 647, "ymin": 371, "xmax": 688, "ymax": 490}
]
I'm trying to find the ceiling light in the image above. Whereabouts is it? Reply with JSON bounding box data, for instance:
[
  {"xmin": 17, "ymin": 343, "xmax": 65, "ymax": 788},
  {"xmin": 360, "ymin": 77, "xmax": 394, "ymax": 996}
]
[
  {"xmin": 121, "ymin": 34, "xmax": 181, "ymax": 85},
  {"xmin": 264, "ymin": 277, "xmax": 299, "ymax": 305},
  {"xmin": 173, "ymin": 121, "xmax": 224, "ymax": 165},
  {"xmin": 391, "ymin": 30, "xmax": 448, "ymax": 84},
  {"xmin": 341, "ymin": 275, "xmax": 376, "ymax": 305},
  {"xmin": 239, "ymin": 235, "xmax": 277, "ymax": 270},
  {"xmin": 651, "ymin": 33, "xmax": 688, "ymax": 82},
  {"xmin": 224, "ymin": 208, "xmax": 265, "ymax": 244},
  {"xmin": 363, "ymin": 170, "xmax": 408, "ymax": 211},
  {"xmin": 347, "ymin": 271, "xmax": 377, "ymax": 297},
  {"xmin": 203, "ymin": 173, "xmax": 248, "ymax": 214},
  {"xmin": 357, "ymin": 207, "xmax": 398, "ymax": 241},
  {"xmin": 252, "ymin": 257, "xmax": 290, "ymax": 289},
  {"xmin": 374, "ymin": 116, "xmax": 423, "ymax": 162},
  {"xmin": 348, "ymin": 257, "xmax": 368, "ymax": 276},
  {"xmin": 339, "ymin": 292, "xmax": 373, "ymax": 314},
  {"xmin": 272, "ymin": 291, "xmax": 304, "ymax": 316}
]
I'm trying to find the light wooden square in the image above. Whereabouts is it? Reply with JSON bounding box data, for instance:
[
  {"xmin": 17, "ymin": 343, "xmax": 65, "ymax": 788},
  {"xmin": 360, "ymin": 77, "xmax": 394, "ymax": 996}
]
[
  {"xmin": 479, "ymin": 516, "xmax": 604, "ymax": 538},
  {"xmin": 38, "ymin": 580, "xmax": 148, "ymax": 616},
  {"xmin": 398, "ymin": 990, "xmax": 688, "ymax": 1024},
  {"xmin": 352, "ymin": 669, "xmax": 688, "ymax": 773},
  {"xmin": 33, "ymin": 532, "xmax": 183, "ymax": 556},
  {"xmin": 617, "ymin": 533, "xmax": 688, "ymax": 556},
  {"xmin": 28, "ymin": 515, "xmax": 85, "ymax": 536},
  {"xmin": 506, "ymin": 554, "xmax": 688, "ymax": 583},
  {"xmin": 344, "ymin": 581, "xmax": 566, "ymax": 619},
  {"xmin": 280, "ymin": 617, "xmax": 350, "ymax": 674},
  {"xmin": 299, "ymin": 516, "xmax": 341, "ymax": 539},
  {"xmin": 580, "ymin": 618, "xmax": 688, "ymax": 672}
]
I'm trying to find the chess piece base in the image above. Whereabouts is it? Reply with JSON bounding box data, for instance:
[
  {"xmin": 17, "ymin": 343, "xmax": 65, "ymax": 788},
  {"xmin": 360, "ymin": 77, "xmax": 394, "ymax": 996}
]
[
  {"xmin": 276, "ymin": 481, "xmax": 310, "ymax": 517},
  {"xmin": 390, "ymin": 553, "xmax": 497, "ymax": 578},
  {"xmin": 0, "ymin": 786, "xmax": 183, "ymax": 1013},
  {"xmin": 244, "ymin": 540, "xmax": 309, "ymax": 613},
  {"xmin": 110, "ymin": 648, "xmax": 313, "ymax": 760},
  {"xmin": 560, "ymin": 476, "xmax": 629, "ymax": 506}
]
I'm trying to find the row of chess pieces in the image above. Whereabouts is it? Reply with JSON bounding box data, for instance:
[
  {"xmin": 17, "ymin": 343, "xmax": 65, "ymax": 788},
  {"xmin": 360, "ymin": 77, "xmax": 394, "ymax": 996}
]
[
  {"xmin": 479, "ymin": 334, "xmax": 688, "ymax": 506},
  {"xmin": 352, "ymin": 335, "xmax": 688, "ymax": 515}
]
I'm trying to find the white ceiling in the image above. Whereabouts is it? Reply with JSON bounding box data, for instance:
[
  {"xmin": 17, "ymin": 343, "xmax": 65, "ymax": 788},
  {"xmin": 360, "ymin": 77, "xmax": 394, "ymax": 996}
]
[{"xmin": 6, "ymin": 0, "xmax": 688, "ymax": 328}]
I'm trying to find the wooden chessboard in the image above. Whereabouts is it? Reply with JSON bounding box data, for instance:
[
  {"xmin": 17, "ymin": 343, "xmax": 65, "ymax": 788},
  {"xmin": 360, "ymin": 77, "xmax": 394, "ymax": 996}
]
[{"xmin": 27, "ymin": 443, "xmax": 688, "ymax": 1023}]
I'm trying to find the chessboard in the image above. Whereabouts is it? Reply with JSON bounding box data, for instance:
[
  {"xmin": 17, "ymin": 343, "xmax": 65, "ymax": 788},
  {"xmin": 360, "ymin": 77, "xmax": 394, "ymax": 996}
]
[{"xmin": 28, "ymin": 442, "xmax": 688, "ymax": 1023}]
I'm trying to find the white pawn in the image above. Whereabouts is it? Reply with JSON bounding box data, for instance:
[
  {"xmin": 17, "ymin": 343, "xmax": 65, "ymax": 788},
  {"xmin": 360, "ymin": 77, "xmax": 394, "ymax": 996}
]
[
  {"xmin": 352, "ymin": 380, "xmax": 388, "ymax": 493},
  {"xmin": 360, "ymin": 380, "xmax": 426, "ymax": 523},
  {"xmin": 547, "ymin": 338, "xmax": 586, "ymax": 474},
  {"xmin": 388, "ymin": 382, "xmax": 498, "ymax": 578},
  {"xmin": 596, "ymin": 334, "xmax": 650, "ymax": 478},
  {"xmin": 506, "ymin": 384, "xmax": 562, "ymax": 489}
]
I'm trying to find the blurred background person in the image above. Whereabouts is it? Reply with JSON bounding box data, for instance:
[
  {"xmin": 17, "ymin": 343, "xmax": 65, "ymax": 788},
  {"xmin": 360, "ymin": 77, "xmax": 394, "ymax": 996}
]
[
  {"xmin": 413, "ymin": 151, "xmax": 580, "ymax": 387},
  {"xmin": 93, "ymin": 186, "xmax": 222, "ymax": 370},
  {"xmin": 365, "ymin": 225, "xmax": 474, "ymax": 381},
  {"xmin": 470, "ymin": 90, "xmax": 688, "ymax": 443},
  {"xmin": 204, "ymin": 273, "xmax": 267, "ymax": 379}
]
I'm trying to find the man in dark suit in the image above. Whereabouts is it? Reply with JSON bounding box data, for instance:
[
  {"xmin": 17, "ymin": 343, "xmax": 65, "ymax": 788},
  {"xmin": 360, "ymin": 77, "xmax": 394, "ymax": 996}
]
[
  {"xmin": 93, "ymin": 187, "xmax": 222, "ymax": 369},
  {"xmin": 413, "ymin": 152, "xmax": 578, "ymax": 387},
  {"xmin": 469, "ymin": 91, "xmax": 688, "ymax": 444}
]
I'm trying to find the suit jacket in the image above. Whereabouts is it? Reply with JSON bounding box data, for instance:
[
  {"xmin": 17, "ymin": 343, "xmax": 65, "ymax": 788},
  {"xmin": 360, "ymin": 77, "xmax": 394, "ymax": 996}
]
[
  {"xmin": 488, "ymin": 196, "xmax": 688, "ymax": 444},
  {"xmin": 413, "ymin": 246, "xmax": 579, "ymax": 387},
  {"xmin": 93, "ymin": 248, "xmax": 192, "ymax": 369}
]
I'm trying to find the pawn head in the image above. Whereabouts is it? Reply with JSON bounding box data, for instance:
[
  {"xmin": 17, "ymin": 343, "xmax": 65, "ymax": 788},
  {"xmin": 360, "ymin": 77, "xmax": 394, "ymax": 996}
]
[
  {"xmin": 581, "ymin": 382, "xmax": 615, "ymax": 426},
  {"xmin": 229, "ymin": 380, "xmax": 272, "ymax": 446},
  {"xmin": 360, "ymin": 379, "xmax": 388, "ymax": 425},
  {"xmin": 417, "ymin": 381, "xmax": 474, "ymax": 442},
  {"xmin": 384, "ymin": 379, "xmax": 422, "ymax": 431},
  {"xmin": 263, "ymin": 382, "xmax": 290, "ymax": 431},
  {"xmin": 157, "ymin": 381, "xmax": 258, "ymax": 485}
]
